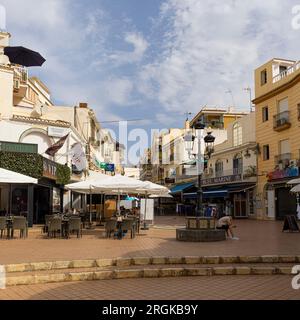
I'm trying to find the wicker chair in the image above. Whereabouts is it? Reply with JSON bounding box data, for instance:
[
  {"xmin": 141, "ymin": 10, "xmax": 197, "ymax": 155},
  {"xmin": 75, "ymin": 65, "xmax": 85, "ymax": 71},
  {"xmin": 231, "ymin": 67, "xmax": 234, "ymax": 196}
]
[
  {"xmin": 0, "ymin": 216, "xmax": 7, "ymax": 238},
  {"xmin": 105, "ymin": 220, "xmax": 117, "ymax": 238},
  {"xmin": 48, "ymin": 217, "xmax": 62, "ymax": 238},
  {"xmin": 42, "ymin": 215, "xmax": 53, "ymax": 234},
  {"xmin": 11, "ymin": 216, "xmax": 28, "ymax": 239},
  {"xmin": 68, "ymin": 217, "xmax": 82, "ymax": 238}
]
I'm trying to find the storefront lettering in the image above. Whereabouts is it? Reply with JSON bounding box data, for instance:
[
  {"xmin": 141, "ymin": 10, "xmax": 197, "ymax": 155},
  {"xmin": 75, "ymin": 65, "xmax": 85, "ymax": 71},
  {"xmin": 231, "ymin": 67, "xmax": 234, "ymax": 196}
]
[{"xmin": 202, "ymin": 174, "xmax": 242, "ymax": 186}]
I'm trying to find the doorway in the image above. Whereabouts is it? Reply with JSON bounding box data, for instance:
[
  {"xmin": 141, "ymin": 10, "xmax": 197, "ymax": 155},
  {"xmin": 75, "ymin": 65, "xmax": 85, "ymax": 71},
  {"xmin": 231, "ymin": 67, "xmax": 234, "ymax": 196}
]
[{"xmin": 34, "ymin": 186, "xmax": 50, "ymax": 224}]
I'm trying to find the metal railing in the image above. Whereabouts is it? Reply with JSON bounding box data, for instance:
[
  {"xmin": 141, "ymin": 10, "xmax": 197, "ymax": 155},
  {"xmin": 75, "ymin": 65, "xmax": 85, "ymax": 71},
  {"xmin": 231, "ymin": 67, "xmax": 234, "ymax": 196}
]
[
  {"xmin": 13, "ymin": 66, "xmax": 28, "ymax": 83},
  {"xmin": 273, "ymin": 111, "xmax": 290, "ymax": 129},
  {"xmin": 275, "ymin": 153, "xmax": 292, "ymax": 165},
  {"xmin": 273, "ymin": 61, "xmax": 300, "ymax": 83}
]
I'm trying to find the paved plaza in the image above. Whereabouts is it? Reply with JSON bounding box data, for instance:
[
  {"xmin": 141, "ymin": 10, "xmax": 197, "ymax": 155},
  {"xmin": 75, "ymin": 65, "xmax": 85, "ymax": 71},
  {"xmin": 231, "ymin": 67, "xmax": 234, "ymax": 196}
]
[
  {"xmin": 0, "ymin": 217, "xmax": 300, "ymax": 265},
  {"xmin": 0, "ymin": 276, "xmax": 299, "ymax": 300}
]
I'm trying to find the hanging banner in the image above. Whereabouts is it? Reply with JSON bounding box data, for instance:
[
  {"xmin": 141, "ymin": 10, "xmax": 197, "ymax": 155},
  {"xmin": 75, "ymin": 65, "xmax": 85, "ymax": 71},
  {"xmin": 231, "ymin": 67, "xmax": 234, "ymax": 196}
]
[{"xmin": 70, "ymin": 143, "xmax": 87, "ymax": 172}]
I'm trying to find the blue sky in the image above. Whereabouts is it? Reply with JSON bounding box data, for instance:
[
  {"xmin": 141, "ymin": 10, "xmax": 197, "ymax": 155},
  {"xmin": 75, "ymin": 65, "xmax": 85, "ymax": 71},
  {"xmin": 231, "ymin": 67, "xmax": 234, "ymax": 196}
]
[{"xmin": 2, "ymin": 0, "xmax": 300, "ymax": 163}]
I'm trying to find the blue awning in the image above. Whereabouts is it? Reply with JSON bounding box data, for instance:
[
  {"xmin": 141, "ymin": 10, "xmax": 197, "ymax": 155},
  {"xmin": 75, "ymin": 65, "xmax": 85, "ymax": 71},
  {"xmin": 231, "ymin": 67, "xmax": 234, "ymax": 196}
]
[
  {"xmin": 183, "ymin": 189, "xmax": 228, "ymax": 199},
  {"xmin": 170, "ymin": 182, "xmax": 195, "ymax": 194}
]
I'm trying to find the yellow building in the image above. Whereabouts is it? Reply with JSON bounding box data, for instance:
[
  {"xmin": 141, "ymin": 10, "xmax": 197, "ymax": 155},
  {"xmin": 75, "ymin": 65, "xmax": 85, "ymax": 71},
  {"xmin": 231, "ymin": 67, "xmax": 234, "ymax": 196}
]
[
  {"xmin": 253, "ymin": 58, "xmax": 300, "ymax": 220},
  {"xmin": 190, "ymin": 106, "xmax": 248, "ymax": 129}
]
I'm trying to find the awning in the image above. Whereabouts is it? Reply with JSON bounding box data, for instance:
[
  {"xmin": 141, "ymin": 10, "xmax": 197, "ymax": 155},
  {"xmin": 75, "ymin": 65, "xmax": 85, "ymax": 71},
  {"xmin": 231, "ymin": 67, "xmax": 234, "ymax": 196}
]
[
  {"xmin": 170, "ymin": 182, "xmax": 195, "ymax": 194},
  {"xmin": 183, "ymin": 189, "xmax": 228, "ymax": 199}
]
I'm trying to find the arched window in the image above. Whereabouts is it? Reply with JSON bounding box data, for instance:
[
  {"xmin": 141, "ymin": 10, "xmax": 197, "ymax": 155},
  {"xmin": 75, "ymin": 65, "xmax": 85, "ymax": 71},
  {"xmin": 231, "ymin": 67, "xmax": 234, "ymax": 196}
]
[
  {"xmin": 233, "ymin": 123, "xmax": 242, "ymax": 147},
  {"xmin": 233, "ymin": 153, "xmax": 243, "ymax": 174},
  {"xmin": 215, "ymin": 160, "xmax": 223, "ymax": 177}
]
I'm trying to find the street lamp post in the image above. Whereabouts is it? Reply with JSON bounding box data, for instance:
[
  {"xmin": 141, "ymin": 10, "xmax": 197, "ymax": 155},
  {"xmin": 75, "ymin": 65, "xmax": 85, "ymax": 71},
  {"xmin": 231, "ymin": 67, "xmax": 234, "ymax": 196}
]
[{"xmin": 184, "ymin": 127, "xmax": 215, "ymax": 217}]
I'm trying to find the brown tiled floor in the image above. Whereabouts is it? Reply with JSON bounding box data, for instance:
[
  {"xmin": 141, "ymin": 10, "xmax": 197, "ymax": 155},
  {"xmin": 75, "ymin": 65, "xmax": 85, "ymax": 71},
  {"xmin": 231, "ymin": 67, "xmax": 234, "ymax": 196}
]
[
  {"xmin": 0, "ymin": 276, "xmax": 299, "ymax": 300},
  {"xmin": 0, "ymin": 217, "xmax": 300, "ymax": 265}
]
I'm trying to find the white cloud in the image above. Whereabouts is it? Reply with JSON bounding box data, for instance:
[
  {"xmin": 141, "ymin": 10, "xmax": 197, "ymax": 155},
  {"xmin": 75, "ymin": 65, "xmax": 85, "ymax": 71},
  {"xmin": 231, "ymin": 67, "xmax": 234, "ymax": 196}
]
[
  {"xmin": 106, "ymin": 32, "xmax": 148, "ymax": 66},
  {"xmin": 138, "ymin": 0, "xmax": 299, "ymax": 114}
]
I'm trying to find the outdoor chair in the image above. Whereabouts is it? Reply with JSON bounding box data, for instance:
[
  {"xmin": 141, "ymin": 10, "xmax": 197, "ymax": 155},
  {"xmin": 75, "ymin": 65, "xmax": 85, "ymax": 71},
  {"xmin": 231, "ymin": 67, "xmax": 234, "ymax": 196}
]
[
  {"xmin": 120, "ymin": 219, "xmax": 136, "ymax": 239},
  {"xmin": 48, "ymin": 217, "xmax": 62, "ymax": 238},
  {"xmin": 105, "ymin": 220, "xmax": 117, "ymax": 238},
  {"xmin": 68, "ymin": 217, "xmax": 82, "ymax": 238},
  {"xmin": 0, "ymin": 216, "xmax": 7, "ymax": 238},
  {"xmin": 42, "ymin": 215, "xmax": 53, "ymax": 234},
  {"xmin": 11, "ymin": 216, "xmax": 28, "ymax": 239}
]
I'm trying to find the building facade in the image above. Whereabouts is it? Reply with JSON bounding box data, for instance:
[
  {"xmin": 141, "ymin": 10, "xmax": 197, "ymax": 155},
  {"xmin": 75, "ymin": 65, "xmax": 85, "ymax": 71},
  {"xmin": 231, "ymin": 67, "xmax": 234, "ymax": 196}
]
[
  {"xmin": 199, "ymin": 112, "xmax": 257, "ymax": 218},
  {"xmin": 253, "ymin": 58, "xmax": 300, "ymax": 220}
]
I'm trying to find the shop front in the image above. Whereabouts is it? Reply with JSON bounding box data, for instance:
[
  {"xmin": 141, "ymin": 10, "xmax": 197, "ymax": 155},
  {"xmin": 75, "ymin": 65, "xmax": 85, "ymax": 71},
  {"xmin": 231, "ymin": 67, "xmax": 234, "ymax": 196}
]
[
  {"xmin": 183, "ymin": 183, "xmax": 256, "ymax": 218},
  {"xmin": 266, "ymin": 166, "xmax": 299, "ymax": 220}
]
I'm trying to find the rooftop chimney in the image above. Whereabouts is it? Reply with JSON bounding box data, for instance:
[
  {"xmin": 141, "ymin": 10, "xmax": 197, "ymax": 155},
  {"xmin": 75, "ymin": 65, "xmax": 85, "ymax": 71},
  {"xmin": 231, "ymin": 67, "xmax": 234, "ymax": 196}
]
[{"xmin": 79, "ymin": 102, "xmax": 88, "ymax": 108}]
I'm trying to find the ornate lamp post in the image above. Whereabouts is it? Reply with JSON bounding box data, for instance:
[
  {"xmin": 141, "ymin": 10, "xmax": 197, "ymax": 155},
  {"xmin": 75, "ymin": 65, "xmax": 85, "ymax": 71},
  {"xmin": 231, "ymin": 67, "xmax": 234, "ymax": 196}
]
[{"xmin": 184, "ymin": 128, "xmax": 215, "ymax": 217}]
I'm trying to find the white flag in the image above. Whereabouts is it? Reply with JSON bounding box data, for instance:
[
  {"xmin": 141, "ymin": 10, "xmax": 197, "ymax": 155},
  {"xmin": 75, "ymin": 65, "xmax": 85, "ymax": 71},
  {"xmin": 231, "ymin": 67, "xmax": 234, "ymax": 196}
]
[{"xmin": 71, "ymin": 143, "xmax": 87, "ymax": 172}]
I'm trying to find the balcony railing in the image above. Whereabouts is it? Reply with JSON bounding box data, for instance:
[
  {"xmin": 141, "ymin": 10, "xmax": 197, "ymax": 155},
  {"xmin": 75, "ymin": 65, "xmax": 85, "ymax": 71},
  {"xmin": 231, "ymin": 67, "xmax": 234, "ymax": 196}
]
[
  {"xmin": 13, "ymin": 66, "xmax": 28, "ymax": 83},
  {"xmin": 273, "ymin": 111, "xmax": 291, "ymax": 131},
  {"xmin": 275, "ymin": 153, "xmax": 292, "ymax": 167},
  {"xmin": 273, "ymin": 61, "xmax": 300, "ymax": 83}
]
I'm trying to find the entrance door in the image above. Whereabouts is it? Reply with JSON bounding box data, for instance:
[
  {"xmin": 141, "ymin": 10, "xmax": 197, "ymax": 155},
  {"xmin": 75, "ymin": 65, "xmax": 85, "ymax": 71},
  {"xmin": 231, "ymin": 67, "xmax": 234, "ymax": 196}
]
[
  {"xmin": 275, "ymin": 187, "xmax": 296, "ymax": 220},
  {"xmin": 233, "ymin": 193, "xmax": 248, "ymax": 218},
  {"xmin": 34, "ymin": 186, "xmax": 50, "ymax": 224},
  {"xmin": 267, "ymin": 190, "xmax": 275, "ymax": 219}
]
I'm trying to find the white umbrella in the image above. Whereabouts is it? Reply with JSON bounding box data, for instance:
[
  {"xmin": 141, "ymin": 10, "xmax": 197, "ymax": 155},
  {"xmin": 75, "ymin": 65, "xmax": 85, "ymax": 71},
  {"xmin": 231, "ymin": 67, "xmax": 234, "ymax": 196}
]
[
  {"xmin": 287, "ymin": 178, "xmax": 300, "ymax": 185},
  {"xmin": 65, "ymin": 171, "xmax": 110, "ymax": 193},
  {"xmin": 0, "ymin": 168, "xmax": 37, "ymax": 184},
  {"xmin": 91, "ymin": 175, "xmax": 148, "ymax": 214},
  {"xmin": 291, "ymin": 184, "xmax": 300, "ymax": 193},
  {"xmin": 66, "ymin": 171, "xmax": 111, "ymax": 224}
]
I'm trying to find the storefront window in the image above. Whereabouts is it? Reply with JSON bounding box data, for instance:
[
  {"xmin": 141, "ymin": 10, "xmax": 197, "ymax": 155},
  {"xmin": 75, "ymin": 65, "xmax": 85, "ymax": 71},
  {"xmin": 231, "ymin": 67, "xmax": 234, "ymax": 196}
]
[{"xmin": 11, "ymin": 187, "xmax": 28, "ymax": 215}]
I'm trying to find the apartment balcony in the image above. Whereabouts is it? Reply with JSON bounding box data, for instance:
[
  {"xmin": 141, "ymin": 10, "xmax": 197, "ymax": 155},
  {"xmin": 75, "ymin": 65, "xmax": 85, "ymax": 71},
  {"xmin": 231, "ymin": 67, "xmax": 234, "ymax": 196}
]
[
  {"xmin": 13, "ymin": 67, "xmax": 28, "ymax": 98},
  {"xmin": 275, "ymin": 153, "xmax": 292, "ymax": 167},
  {"xmin": 273, "ymin": 111, "xmax": 291, "ymax": 131},
  {"xmin": 273, "ymin": 61, "xmax": 300, "ymax": 83},
  {"xmin": 268, "ymin": 153, "xmax": 299, "ymax": 181}
]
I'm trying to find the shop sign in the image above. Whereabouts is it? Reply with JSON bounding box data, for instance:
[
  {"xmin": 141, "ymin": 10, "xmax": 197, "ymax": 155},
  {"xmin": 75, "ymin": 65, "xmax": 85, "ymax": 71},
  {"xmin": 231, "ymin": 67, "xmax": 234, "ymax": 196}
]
[
  {"xmin": 202, "ymin": 174, "xmax": 242, "ymax": 186},
  {"xmin": 43, "ymin": 158, "xmax": 57, "ymax": 180},
  {"xmin": 48, "ymin": 127, "xmax": 68, "ymax": 138}
]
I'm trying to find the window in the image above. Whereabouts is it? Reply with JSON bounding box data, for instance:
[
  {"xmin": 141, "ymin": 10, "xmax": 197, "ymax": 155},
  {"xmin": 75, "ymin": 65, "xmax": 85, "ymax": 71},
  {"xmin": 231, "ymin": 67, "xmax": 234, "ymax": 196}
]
[
  {"xmin": 261, "ymin": 69, "xmax": 267, "ymax": 85},
  {"xmin": 263, "ymin": 145, "xmax": 270, "ymax": 161},
  {"xmin": 215, "ymin": 160, "xmax": 223, "ymax": 177},
  {"xmin": 262, "ymin": 106, "xmax": 269, "ymax": 122},
  {"xmin": 278, "ymin": 97, "xmax": 288, "ymax": 113},
  {"xmin": 233, "ymin": 123, "xmax": 242, "ymax": 147},
  {"xmin": 279, "ymin": 65, "xmax": 287, "ymax": 74},
  {"xmin": 279, "ymin": 139, "xmax": 290, "ymax": 155},
  {"xmin": 233, "ymin": 153, "xmax": 243, "ymax": 174}
]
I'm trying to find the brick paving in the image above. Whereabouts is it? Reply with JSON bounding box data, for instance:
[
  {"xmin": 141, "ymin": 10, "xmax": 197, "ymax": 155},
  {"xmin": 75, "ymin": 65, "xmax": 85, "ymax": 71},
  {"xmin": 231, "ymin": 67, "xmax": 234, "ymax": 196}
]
[
  {"xmin": 0, "ymin": 217, "xmax": 300, "ymax": 265},
  {"xmin": 0, "ymin": 276, "xmax": 299, "ymax": 300}
]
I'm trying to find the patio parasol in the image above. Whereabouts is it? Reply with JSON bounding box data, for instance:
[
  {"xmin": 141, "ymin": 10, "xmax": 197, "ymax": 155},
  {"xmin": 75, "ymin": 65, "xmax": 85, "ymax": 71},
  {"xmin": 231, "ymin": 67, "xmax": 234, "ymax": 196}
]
[{"xmin": 4, "ymin": 46, "xmax": 46, "ymax": 67}]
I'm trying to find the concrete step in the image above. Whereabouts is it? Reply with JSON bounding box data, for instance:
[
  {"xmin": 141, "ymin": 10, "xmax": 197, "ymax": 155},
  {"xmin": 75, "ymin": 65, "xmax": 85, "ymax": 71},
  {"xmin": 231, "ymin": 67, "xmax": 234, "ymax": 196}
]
[
  {"xmin": 4, "ymin": 255, "xmax": 300, "ymax": 273},
  {"xmin": 2, "ymin": 255, "xmax": 299, "ymax": 287}
]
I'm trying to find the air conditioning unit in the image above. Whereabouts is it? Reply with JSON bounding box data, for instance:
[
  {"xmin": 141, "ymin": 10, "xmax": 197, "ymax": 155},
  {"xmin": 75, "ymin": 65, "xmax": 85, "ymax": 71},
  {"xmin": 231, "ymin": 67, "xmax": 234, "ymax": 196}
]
[{"xmin": 14, "ymin": 79, "xmax": 20, "ymax": 90}]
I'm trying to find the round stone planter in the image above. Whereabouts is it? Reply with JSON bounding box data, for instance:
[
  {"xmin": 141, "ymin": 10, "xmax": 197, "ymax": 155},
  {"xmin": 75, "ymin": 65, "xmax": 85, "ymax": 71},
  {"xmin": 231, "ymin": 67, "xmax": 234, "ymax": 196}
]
[{"xmin": 176, "ymin": 228, "xmax": 226, "ymax": 242}]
